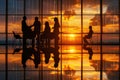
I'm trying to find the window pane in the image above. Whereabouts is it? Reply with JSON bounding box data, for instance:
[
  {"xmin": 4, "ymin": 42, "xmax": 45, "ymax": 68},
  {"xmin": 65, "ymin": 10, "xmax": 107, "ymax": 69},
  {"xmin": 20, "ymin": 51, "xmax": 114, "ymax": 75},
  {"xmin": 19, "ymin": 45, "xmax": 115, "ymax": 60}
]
[
  {"xmin": 0, "ymin": 16, "xmax": 5, "ymax": 44},
  {"xmin": 8, "ymin": 16, "xmax": 23, "ymax": 33},
  {"xmin": 26, "ymin": 0, "xmax": 39, "ymax": 14},
  {"xmin": 8, "ymin": 0, "xmax": 24, "ymax": 14},
  {"xmin": 83, "ymin": 0, "xmax": 100, "ymax": 14},
  {"xmin": 102, "ymin": 34, "xmax": 119, "ymax": 44},
  {"xmin": 0, "ymin": 54, "xmax": 5, "ymax": 70},
  {"xmin": 0, "ymin": 0, "xmax": 6, "ymax": 14},
  {"xmin": 62, "ymin": 0, "xmax": 81, "ymax": 14},
  {"xmin": 0, "ymin": 72, "xmax": 5, "ymax": 80},
  {"xmin": 103, "ymin": 15, "xmax": 119, "ymax": 33},
  {"xmin": 43, "ymin": 0, "xmax": 61, "ymax": 14},
  {"xmin": 103, "ymin": 0, "xmax": 119, "ymax": 14},
  {"xmin": 83, "ymin": 71, "xmax": 101, "ymax": 80},
  {"xmin": 0, "ymin": 16, "xmax": 5, "ymax": 32}
]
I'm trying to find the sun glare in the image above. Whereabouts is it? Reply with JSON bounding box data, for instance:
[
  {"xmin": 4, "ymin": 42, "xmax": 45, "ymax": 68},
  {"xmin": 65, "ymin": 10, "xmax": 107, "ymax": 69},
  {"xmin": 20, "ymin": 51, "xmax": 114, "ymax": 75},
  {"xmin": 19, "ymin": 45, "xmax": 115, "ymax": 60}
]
[
  {"xmin": 69, "ymin": 34, "xmax": 75, "ymax": 38},
  {"xmin": 68, "ymin": 34, "xmax": 76, "ymax": 41},
  {"xmin": 69, "ymin": 49, "xmax": 76, "ymax": 53},
  {"xmin": 69, "ymin": 46, "xmax": 76, "ymax": 53}
]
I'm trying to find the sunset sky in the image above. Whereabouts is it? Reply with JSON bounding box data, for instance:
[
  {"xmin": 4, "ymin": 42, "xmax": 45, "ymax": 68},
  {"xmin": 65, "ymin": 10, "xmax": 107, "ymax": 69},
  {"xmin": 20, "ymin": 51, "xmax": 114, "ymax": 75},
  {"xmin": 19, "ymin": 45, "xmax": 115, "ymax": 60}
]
[
  {"xmin": 0, "ymin": 0, "xmax": 119, "ymax": 44},
  {"xmin": 0, "ymin": 0, "xmax": 119, "ymax": 32}
]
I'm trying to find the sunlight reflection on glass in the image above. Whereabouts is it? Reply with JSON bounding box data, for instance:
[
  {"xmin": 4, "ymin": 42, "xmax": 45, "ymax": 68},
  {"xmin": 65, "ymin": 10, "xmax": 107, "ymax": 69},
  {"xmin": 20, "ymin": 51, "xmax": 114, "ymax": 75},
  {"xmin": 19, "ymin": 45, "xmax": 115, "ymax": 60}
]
[
  {"xmin": 68, "ymin": 34, "xmax": 76, "ymax": 41},
  {"xmin": 62, "ymin": 46, "xmax": 79, "ymax": 53}
]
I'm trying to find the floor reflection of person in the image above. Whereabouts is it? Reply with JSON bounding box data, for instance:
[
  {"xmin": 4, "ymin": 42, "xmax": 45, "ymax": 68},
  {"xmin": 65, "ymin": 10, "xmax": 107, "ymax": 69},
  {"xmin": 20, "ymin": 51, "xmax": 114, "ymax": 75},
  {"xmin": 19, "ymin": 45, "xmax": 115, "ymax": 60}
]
[
  {"xmin": 33, "ymin": 48, "xmax": 40, "ymax": 68},
  {"xmin": 42, "ymin": 47, "xmax": 51, "ymax": 64},
  {"xmin": 22, "ymin": 45, "xmax": 34, "ymax": 68},
  {"xmin": 53, "ymin": 46, "xmax": 60, "ymax": 68},
  {"xmin": 83, "ymin": 44, "xmax": 93, "ymax": 60},
  {"xmin": 22, "ymin": 45, "xmax": 40, "ymax": 68},
  {"xmin": 41, "ymin": 45, "xmax": 60, "ymax": 68},
  {"xmin": 83, "ymin": 26, "xmax": 94, "ymax": 44}
]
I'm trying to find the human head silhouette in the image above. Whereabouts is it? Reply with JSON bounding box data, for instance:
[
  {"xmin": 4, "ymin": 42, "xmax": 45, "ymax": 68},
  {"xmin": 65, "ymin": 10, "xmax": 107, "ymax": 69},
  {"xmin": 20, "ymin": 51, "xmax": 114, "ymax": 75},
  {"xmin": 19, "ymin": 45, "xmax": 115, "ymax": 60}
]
[
  {"xmin": 45, "ymin": 21, "xmax": 49, "ymax": 26},
  {"xmin": 54, "ymin": 17, "xmax": 58, "ymax": 22},
  {"xmin": 89, "ymin": 26, "xmax": 92, "ymax": 29},
  {"xmin": 35, "ymin": 17, "xmax": 38, "ymax": 21},
  {"xmin": 23, "ymin": 16, "xmax": 27, "ymax": 20}
]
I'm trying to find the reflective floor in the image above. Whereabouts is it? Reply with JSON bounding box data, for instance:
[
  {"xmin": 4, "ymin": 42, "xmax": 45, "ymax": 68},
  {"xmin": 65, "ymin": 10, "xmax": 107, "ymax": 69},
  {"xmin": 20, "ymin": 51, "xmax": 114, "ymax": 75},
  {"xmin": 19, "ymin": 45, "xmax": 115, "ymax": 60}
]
[
  {"xmin": 0, "ymin": 44, "xmax": 119, "ymax": 80},
  {"xmin": 0, "ymin": 0, "xmax": 120, "ymax": 80}
]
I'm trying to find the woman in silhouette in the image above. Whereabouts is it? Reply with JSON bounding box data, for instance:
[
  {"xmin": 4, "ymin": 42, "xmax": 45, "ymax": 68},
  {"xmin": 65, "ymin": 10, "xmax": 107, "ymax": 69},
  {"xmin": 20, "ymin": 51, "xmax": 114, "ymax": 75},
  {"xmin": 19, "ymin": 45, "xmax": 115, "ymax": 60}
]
[
  {"xmin": 44, "ymin": 21, "xmax": 51, "ymax": 47},
  {"xmin": 52, "ymin": 17, "xmax": 60, "ymax": 46}
]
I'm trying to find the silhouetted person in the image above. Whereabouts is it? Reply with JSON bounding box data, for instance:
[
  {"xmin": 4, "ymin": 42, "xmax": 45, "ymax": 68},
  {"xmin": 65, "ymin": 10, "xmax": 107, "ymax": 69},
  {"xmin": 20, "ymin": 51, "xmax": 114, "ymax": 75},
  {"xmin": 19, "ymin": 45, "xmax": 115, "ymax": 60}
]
[
  {"xmin": 22, "ymin": 46, "xmax": 34, "ymax": 68},
  {"xmin": 22, "ymin": 16, "xmax": 28, "ymax": 45},
  {"xmin": 44, "ymin": 51, "xmax": 50, "ymax": 64},
  {"xmin": 33, "ymin": 49, "xmax": 40, "ymax": 68},
  {"xmin": 83, "ymin": 44, "xmax": 93, "ymax": 60},
  {"xmin": 41, "ymin": 46, "xmax": 52, "ymax": 64},
  {"xmin": 43, "ymin": 21, "xmax": 51, "ymax": 47},
  {"xmin": 53, "ymin": 46, "xmax": 60, "ymax": 68},
  {"xmin": 31, "ymin": 17, "xmax": 41, "ymax": 47},
  {"xmin": 42, "ymin": 47, "xmax": 51, "ymax": 64},
  {"xmin": 22, "ymin": 46, "xmax": 41, "ymax": 69},
  {"xmin": 53, "ymin": 17, "xmax": 60, "ymax": 46},
  {"xmin": 22, "ymin": 16, "xmax": 35, "ymax": 46},
  {"xmin": 83, "ymin": 26, "xmax": 94, "ymax": 44}
]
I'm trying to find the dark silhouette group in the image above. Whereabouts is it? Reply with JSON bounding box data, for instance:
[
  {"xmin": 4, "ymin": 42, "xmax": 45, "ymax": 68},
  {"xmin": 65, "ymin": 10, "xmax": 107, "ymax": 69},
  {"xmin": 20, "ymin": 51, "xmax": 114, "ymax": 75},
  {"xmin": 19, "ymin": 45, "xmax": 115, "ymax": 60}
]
[
  {"xmin": 41, "ymin": 46, "xmax": 60, "ymax": 68},
  {"xmin": 13, "ymin": 16, "xmax": 61, "ymax": 68},
  {"xmin": 31, "ymin": 17, "xmax": 41, "ymax": 47},
  {"xmin": 12, "ymin": 44, "xmax": 60, "ymax": 68},
  {"xmin": 22, "ymin": 16, "xmax": 39, "ymax": 47},
  {"xmin": 12, "ymin": 16, "xmax": 95, "ymax": 68},
  {"xmin": 22, "ymin": 45, "xmax": 40, "ymax": 68},
  {"xmin": 22, "ymin": 16, "xmax": 60, "ymax": 48}
]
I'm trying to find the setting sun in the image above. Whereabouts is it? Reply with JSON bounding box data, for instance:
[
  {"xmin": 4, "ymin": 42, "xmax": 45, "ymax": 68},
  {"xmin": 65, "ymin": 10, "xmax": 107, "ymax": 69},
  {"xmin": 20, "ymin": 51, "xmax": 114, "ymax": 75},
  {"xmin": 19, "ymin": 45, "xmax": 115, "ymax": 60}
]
[
  {"xmin": 69, "ymin": 49, "xmax": 76, "ymax": 53},
  {"xmin": 69, "ymin": 46, "xmax": 76, "ymax": 53},
  {"xmin": 68, "ymin": 34, "xmax": 76, "ymax": 41},
  {"xmin": 69, "ymin": 34, "xmax": 75, "ymax": 38}
]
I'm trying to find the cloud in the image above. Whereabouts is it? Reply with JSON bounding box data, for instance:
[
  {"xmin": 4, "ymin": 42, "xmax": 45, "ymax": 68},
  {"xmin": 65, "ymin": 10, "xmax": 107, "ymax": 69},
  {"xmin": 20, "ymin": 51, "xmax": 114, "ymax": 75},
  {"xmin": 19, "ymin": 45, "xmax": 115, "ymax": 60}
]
[
  {"xmin": 90, "ymin": 60, "xmax": 119, "ymax": 80},
  {"xmin": 103, "ymin": 0, "xmax": 119, "ymax": 14},
  {"xmin": 90, "ymin": 14, "xmax": 100, "ymax": 26},
  {"xmin": 62, "ymin": 0, "xmax": 79, "ymax": 9},
  {"xmin": 90, "ymin": 14, "xmax": 118, "ymax": 26},
  {"xmin": 90, "ymin": 0, "xmax": 119, "ymax": 26},
  {"xmin": 64, "ymin": 10, "xmax": 76, "ymax": 20}
]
